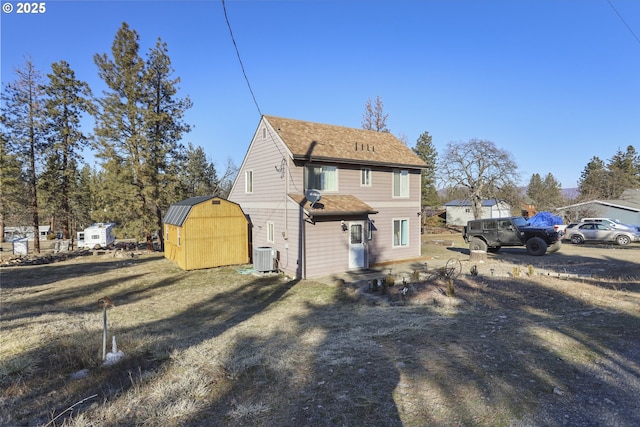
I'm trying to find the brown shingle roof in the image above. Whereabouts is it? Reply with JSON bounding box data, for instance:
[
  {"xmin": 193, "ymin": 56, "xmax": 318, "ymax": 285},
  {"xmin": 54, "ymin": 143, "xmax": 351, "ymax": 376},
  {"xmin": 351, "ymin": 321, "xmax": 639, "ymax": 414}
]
[
  {"xmin": 289, "ymin": 194, "xmax": 378, "ymax": 217},
  {"xmin": 264, "ymin": 115, "xmax": 427, "ymax": 169}
]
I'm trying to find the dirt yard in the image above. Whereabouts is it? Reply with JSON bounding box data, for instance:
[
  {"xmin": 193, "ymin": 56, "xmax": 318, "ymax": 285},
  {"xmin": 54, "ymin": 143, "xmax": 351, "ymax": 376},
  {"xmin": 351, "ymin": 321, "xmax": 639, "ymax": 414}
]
[{"xmin": 1, "ymin": 234, "xmax": 639, "ymax": 426}]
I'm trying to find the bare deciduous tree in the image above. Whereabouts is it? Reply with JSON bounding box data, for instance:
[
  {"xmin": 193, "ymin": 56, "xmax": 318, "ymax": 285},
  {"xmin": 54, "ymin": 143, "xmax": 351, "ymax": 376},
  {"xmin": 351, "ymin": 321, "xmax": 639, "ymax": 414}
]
[
  {"xmin": 440, "ymin": 139, "xmax": 519, "ymax": 219},
  {"xmin": 361, "ymin": 96, "xmax": 389, "ymax": 133}
]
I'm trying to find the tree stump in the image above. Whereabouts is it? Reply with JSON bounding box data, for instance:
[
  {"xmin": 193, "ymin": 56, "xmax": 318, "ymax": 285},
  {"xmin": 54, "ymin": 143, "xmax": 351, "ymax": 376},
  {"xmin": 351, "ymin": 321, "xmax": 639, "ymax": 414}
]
[{"xmin": 469, "ymin": 250, "xmax": 487, "ymax": 263}]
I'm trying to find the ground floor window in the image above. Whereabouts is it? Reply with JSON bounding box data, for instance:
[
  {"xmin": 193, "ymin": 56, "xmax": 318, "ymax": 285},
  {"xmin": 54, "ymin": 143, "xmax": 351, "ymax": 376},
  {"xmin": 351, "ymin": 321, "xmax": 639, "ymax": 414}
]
[
  {"xmin": 350, "ymin": 223, "xmax": 363, "ymax": 244},
  {"xmin": 267, "ymin": 222, "xmax": 275, "ymax": 243},
  {"xmin": 393, "ymin": 219, "xmax": 408, "ymax": 247}
]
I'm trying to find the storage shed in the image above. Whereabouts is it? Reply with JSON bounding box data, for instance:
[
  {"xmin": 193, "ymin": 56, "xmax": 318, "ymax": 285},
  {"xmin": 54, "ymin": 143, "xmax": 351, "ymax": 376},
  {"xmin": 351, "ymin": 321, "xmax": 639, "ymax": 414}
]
[
  {"xmin": 163, "ymin": 196, "xmax": 249, "ymax": 270},
  {"xmin": 444, "ymin": 199, "xmax": 511, "ymax": 226}
]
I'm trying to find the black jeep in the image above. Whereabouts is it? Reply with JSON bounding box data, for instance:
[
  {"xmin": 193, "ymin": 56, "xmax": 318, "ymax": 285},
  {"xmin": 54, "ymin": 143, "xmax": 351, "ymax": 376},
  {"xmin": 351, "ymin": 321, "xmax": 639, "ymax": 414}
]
[{"xmin": 463, "ymin": 216, "xmax": 562, "ymax": 256}]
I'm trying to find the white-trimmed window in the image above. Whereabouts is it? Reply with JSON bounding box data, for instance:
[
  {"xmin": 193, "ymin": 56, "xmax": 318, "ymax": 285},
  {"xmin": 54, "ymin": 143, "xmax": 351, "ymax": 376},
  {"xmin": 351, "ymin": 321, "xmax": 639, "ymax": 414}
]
[
  {"xmin": 361, "ymin": 168, "xmax": 371, "ymax": 187},
  {"xmin": 267, "ymin": 222, "xmax": 275, "ymax": 243},
  {"xmin": 305, "ymin": 165, "xmax": 338, "ymax": 191},
  {"xmin": 165, "ymin": 224, "xmax": 169, "ymax": 242},
  {"xmin": 393, "ymin": 170, "xmax": 409, "ymax": 197},
  {"xmin": 392, "ymin": 219, "xmax": 409, "ymax": 247},
  {"xmin": 177, "ymin": 228, "xmax": 181, "ymax": 247},
  {"xmin": 245, "ymin": 170, "xmax": 253, "ymax": 193}
]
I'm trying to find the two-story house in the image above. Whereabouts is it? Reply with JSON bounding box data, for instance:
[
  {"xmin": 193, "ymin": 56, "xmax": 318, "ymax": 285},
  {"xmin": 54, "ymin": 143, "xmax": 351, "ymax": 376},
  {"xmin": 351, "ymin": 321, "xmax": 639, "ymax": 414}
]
[{"xmin": 228, "ymin": 115, "xmax": 427, "ymax": 279}]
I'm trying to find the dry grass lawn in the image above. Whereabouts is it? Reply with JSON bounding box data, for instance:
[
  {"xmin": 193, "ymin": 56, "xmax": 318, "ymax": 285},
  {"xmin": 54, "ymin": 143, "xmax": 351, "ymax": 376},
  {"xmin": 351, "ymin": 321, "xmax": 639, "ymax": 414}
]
[{"xmin": 1, "ymin": 237, "xmax": 639, "ymax": 426}]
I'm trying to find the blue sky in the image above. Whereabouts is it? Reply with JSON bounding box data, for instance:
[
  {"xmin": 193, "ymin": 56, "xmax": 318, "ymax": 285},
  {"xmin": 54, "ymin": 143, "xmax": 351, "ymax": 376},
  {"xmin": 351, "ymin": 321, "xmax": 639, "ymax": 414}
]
[{"xmin": 2, "ymin": 0, "xmax": 639, "ymax": 189}]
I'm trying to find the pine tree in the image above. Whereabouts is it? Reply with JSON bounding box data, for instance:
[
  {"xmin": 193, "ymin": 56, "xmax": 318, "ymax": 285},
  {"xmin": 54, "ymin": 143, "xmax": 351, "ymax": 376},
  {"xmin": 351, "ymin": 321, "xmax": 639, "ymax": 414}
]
[
  {"xmin": 143, "ymin": 38, "xmax": 192, "ymax": 250},
  {"xmin": 94, "ymin": 23, "xmax": 191, "ymax": 248},
  {"xmin": 412, "ymin": 131, "xmax": 439, "ymax": 207},
  {"xmin": 0, "ymin": 130, "xmax": 26, "ymax": 241},
  {"xmin": 541, "ymin": 173, "xmax": 565, "ymax": 209},
  {"xmin": 94, "ymin": 23, "xmax": 148, "ymax": 239},
  {"xmin": 578, "ymin": 156, "xmax": 608, "ymax": 200},
  {"xmin": 527, "ymin": 172, "xmax": 564, "ymax": 211},
  {"xmin": 526, "ymin": 173, "xmax": 544, "ymax": 202},
  {"xmin": 41, "ymin": 60, "xmax": 94, "ymax": 239},
  {"xmin": 606, "ymin": 146, "xmax": 639, "ymax": 197},
  {"xmin": 0, "ymin": 58, "xmax": 47, "ymax": 252},
  {"xmin": 72, "ymin": 164, "xmax": 95, "ymax": 231},
  {"xmin": 179, "ymin": 143, "xmax": 219, "ymax": 197}
]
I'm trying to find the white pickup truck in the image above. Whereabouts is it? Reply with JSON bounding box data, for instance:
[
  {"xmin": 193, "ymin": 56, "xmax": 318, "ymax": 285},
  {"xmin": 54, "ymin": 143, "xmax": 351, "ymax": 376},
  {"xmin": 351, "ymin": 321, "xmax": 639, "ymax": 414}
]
[{"xmin": 553, "ymin": 224, "xmax": 568, "ymax": 236}]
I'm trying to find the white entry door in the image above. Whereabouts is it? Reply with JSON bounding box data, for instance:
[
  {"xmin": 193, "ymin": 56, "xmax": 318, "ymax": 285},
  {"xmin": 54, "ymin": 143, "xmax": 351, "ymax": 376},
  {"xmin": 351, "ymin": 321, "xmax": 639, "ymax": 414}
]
[{"xmin": 348, "ymin": 221, "xmax": 366, "ymax": 269}]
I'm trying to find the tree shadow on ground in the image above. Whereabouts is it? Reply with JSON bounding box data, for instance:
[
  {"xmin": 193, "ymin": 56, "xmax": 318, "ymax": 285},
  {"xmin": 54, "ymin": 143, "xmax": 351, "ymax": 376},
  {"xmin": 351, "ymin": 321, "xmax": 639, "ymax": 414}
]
[{"xmin": 3, "ymin": 253, "xmax": 639, "ymax": 426}]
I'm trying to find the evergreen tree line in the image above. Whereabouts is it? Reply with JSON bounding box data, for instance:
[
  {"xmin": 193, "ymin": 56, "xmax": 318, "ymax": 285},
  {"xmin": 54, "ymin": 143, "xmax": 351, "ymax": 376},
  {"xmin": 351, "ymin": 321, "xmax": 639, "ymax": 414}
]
[{"xmin": 1, "ymin": 23, "xmax": 236, "ymax": 251}]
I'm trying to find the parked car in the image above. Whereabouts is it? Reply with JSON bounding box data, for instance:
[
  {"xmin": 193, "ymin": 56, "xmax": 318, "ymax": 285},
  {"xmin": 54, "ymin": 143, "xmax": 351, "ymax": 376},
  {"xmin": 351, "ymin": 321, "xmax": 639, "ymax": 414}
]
[
  {"xmin": 562, "ymin": 223, "xmax": 578, "ymax": 240},
  {"xmin": 579, "ymin": 217, "xmax": 639, "ymax": 233},
  {"xmin": 564, "ymin": 222, "xmax": 638, "ymax": 246}
]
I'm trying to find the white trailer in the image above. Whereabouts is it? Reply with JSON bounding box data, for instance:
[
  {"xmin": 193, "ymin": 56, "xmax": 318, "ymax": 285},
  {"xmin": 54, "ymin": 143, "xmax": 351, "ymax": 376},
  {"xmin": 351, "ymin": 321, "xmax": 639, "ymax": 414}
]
[{"xmin": 80, "ymin": 223, "xmax": 116, "ymax": 249}]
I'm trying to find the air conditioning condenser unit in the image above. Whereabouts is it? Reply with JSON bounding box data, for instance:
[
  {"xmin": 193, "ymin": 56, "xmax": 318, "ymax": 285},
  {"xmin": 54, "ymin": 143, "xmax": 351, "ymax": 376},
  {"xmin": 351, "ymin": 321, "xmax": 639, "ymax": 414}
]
[{"xmin": 253, "ymin": 247, "xmax": 276, "ymax": 272}]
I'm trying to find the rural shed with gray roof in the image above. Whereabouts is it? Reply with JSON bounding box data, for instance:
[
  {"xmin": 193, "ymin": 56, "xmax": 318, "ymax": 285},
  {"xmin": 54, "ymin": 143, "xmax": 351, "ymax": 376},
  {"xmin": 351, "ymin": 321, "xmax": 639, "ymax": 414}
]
[
  {"xmin": 163, "ymin": 196, "xmax": 249, "ymax": 271},
  {"xmin": 444, "ymin": 199, "xmax": 512, "ymax": 226},
  {"xmin": 555, "ymin": 189, "xmax": 640, "ymax": 225}
]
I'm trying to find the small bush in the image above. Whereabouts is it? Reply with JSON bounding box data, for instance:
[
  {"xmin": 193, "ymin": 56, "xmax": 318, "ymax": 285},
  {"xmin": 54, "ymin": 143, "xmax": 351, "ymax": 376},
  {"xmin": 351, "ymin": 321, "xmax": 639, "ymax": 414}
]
[{"xmin": 445, "ymin": 278, "xmax": 455, "ymax": 297}]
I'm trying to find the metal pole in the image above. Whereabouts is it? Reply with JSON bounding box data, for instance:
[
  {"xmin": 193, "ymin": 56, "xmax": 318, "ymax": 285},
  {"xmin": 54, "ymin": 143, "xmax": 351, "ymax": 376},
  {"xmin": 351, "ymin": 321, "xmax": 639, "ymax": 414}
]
[{"xmin": 102, "ymin": 307, "xmax": 107, "ymax": 360}]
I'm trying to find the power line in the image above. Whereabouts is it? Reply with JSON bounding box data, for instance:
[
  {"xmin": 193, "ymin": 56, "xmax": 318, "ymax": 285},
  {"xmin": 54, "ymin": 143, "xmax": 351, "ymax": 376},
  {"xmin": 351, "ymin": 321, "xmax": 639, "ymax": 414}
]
[
  {"xmin": 221, "ymin": 0, "xmax": 262, "ymax": 115},
  {"xmin": 606, "ymin": 0, "xmax": 640, "ymax": 47},
  {"xmin": 220, "ymin": 1, "xmax": 288, "ymax": 168}
]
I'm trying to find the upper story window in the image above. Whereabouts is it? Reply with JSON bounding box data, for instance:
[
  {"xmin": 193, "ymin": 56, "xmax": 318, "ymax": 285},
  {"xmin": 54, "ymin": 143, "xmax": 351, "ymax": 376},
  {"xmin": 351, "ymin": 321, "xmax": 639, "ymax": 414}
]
[
  {"xmin": 361, "ymin": 168, "xmax": 371, "ymax": 187},
  {"xmin": 305, "ymin": 165, "xmax": 337, "ymax": 191},
  {"xmin": 393, "ymin": 170, "xmax": 409, "ymax": 197},
  {"xmin": 245, "ymin": 170, "xmax": 253, "ymax": 193}
]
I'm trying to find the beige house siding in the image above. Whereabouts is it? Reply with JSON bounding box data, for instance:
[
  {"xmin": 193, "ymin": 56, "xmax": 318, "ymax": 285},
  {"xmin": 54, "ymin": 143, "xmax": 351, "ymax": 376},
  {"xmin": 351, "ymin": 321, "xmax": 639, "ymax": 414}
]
[
  {"xmin": 240, "ymin": 202, "xmax": 302, "ymax": 277},
  {"xmin": 229, "ymin": 118, "xmax": 301, "ymax": 276},
  {"xmin": 368, "ymin": 207, "xmax": 421, "ymax": 265},
  {"xmin": 230, "ymin": 115, "xmax": 426, "ymax": 279},
  {"xmin": 366, "ymin": 169, "xmax": 422, "ymax": 264},
  {"xmin": 230, "ymin": 121, "xmax": 291, "ymax": 206},
  {"xmin": 302, "ymin": 220, "xmax": 351, "ymax": 279}
]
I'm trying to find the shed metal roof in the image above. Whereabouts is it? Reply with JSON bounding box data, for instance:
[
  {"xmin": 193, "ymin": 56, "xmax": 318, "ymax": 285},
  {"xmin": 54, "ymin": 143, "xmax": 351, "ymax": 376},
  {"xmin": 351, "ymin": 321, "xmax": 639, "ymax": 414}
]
[{"xmin": 163, "ymin": 196, "xmax": 215, "ymax": 226}]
